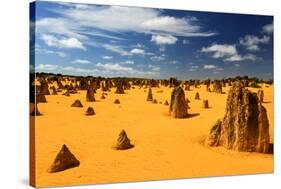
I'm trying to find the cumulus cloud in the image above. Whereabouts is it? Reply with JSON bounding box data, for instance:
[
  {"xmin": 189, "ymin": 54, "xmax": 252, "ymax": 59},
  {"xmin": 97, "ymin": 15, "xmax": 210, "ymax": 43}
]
[
  {"xmin": 224, "ymin": 54, "xmax": 257, "ymax": 62},
  {"xmin": 262, "ymin": 23, "xmax": 273, "ymax": 34},
  {"xmin": 35, "ymin": 64, "xmax": 59, "ymax": 71},
  {"xmin": 102, "ymin": 56, "xmax": 113, "ymax": 59},
  {"xmin": 130, "ymin": 48, "xmax": 146, "ymax": 55},
  {"xmin": 239, "ymin": 35, "xmax": 270, "ymax": 51},
  {"xmin": 203, "ymin": 64, "xmax": 216, "ymax": 69},
  {"xmin": 201, "ymin": 43, "xmax": 257, "ymax": 62},
  {"xmin": 120, "ymin": 60, "xmax": 134, "ymax": 65},
  {"xmin": 191, "ymin": 65, "xmax": 199, "ymax": 69},
  {"xmin": 150, "ymin": 55, "xmax": 165, "ymax": 61},
  {"xmin": 183, "ymin": 39, "xmax": 190, "ymax": 44},
  {"xmin": 41, "ymin": 34, "xmax": 86, "ymax": 50},
  {"xmin": 148, "ymin": 64, "xmax": 161, "ymax": 71},
  {"xmin": 201, "ymin": 44, "xmax": 237, "ymax": 58},
  {"xmin": 151, "ymin": 34, "xmax": 178, "ymax": 45},
  {"xmin": 71, "ymin": 59, "xmax": 91, "ymax": 64}
]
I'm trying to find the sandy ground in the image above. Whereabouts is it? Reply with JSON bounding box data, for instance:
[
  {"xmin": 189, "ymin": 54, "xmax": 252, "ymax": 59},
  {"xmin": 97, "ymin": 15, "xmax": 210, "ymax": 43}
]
[{"xmin": 33, "ymin": 84, "xmax": 273, "ymax": 187}]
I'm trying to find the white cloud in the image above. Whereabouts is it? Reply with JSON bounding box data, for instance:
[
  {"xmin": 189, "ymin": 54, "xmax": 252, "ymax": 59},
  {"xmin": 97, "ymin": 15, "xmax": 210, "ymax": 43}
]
[
  {"xmin": 35, "ymin": 64, "xmax": 59, "ymax": 71},
  {"xmin": 41, "ymin": 34, "xmax": 86, "ymax": 50},
  {"xmin": 96, "ymin": 62, "xmax": 133, "ymax": 72},
  {"xmin": 102, "ymin": 44, "xmax": 130, "ymax": 56},
  {"xmin": 120, "ymin": 60, "xmax": 134, "ymax": 65},
  {"xmin": 224, "ymin": 54, "xmax": 257, "ymax": 62},
  {"xmin": 239, "ymin": 35, "xmax": 270, "ymax": 51},
  {"xmin": 164, "ymin": 60, "xmax": 178, "ymax": 65},
  {"xmin": 130, "ymin": 48, "xmax": 145, "ymax": 55},
  {"xmin": 95, "ymin": 62, "xmax": 159, "ymax": 77},
  {"xmin": 150, "ymin": 55, "xmax": 165, "ymax": 61},
  {"xmin": 203, "ymin": 65, "xmax": 216, "ymax": 69},
  {"xmin": 201, "ymin": 44, "xmax": 237, "ymax": 58},
  {"xmin": 183, "ymin": 39, "xmax": 190, "ymax": 44},
  {"xmin": 262, "ymin": 23, "xmax": 273, "ymax": 34},
  {"xmin": 52, "ymin": 5, "xmax": 216, "ymax": 38},
  {"xmin": 148, "ymin": 64, "xmax": 160, "ymax": 71},
  {"xmin": 102, "ymin": 56, "xmax": 113, "ymax": 59},
  {"xmin": 35, "ymin": 47, "xmax": 66, "ymax": 57},
  {"xmin": 72, "ymin": 59, "xmax": 91, "ymax": 64},
  {"xmin": 201, "ymin": 43, "xmax": 257, "ymax": 62},
  {"xmin": 151, "ymin": 34, "xmax": 178, "ymax": 45},
  {"xmin": 188, "ymin": 65, "xmax": 199, "ymax": 72}
]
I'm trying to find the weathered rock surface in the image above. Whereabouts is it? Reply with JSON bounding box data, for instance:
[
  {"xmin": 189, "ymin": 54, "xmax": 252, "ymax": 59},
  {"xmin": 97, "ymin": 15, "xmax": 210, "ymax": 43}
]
[
  {"xmin": 71, "ymin": 100, "xmax": 83, "ymax": 107},
  {"xmin": 48, "ymin": 144, "xmax": 80, "ymax": 173},
  {"xmin": 195, "ymin": 92, "xmax": 200, "ymax": 100},
  {"xmin": 146, "ymin": 88, "xmax": 153, "ymax": 101},
  {"xmin": 115, "ymin": 130, "xmax": 134, "ymax": 150},
  {"xmin": 85, "ymin": 107, "xmax": 95, "ymax": 116},
  {"xmin": 169, "ymin": 86, "xmax": 188, "ymax": 118},
  {"xmin": 114, "ymin": 99, "xmax": 120, "ymax": 104},
  {"xmin": 86, "ymin": 88, "xmax": 95, "ymax": 102},
  {"xmin": 206, "ymin": 81, "xmax": 270, "ymax": 153},
  {"xmin": 203, "ymin": 100, "xmax": 209, "ymax": 108}
]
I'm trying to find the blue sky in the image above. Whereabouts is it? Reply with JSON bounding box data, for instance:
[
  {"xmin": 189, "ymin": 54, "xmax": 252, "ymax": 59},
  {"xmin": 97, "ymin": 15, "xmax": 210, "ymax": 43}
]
[{"xmin": 31, "ymin": 1, "xmax": 273, "ymax": 80}]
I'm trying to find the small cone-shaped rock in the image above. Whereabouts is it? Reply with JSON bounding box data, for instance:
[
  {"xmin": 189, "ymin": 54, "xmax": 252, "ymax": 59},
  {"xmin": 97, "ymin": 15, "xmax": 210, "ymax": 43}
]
[
  {"xmin": 152, "ymin": 99, "xmax": 158, "ymax": 104},
  {"xmin": 206, "ymin": 81, "xmax": 270, "ymax": 153},
  {"xmin": 30, "ymin": 103, "xmax": 41, "ymax": 116},
  {"xmin": 195, "ymin": 92, "xmax": 200, "ymax": 100},
  {"xmin": 85, "ymin": 107, "xmax": 95, "ymax": 116},
  {"xmin": 169, "ymin": 86, "xmax": 188, "ymax": 118},
  {"xmin": 164, "ymin": 100, "xmax": 169, "ymax": 105},
  {"xmin": 186, "ymin": 97, "xmax": 190, "ymax": 103},
  {"xmin": 115, "ymin": 130, "xmax": 134, "ymax": 150},
  {"xmin": 257, "ymin": 89, "xmax": 264, "ymax": 103},
  {"xmin": 48, "ymin": 144, "xmax": 80, "ymax": 173},
  {"xmin": 146, "ymin": 88, "xmax": 153, "ymax": 101},
  {"xmin": 86, "ymin": 88, "xmax": 95, "ymax": 102},
  {"xmin": 71, "ymin": 99, "xmax": 83, "ymax": 107},
  {"xmin": 100, "ymin": 95, "xmax": 106, "ymax": 99},
  {"xmin": 203, "ymin": 100, "xmax": 209, "ymax": 108},
  {"xmin": 114, "ymin": 99, "xmax": 120, "ymax": 104}
]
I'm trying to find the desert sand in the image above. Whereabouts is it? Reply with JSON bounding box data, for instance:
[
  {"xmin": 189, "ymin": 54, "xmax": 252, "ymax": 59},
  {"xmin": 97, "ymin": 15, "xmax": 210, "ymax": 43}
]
[{"xmin": 33, "ymin": 83, "xmax": 273, "ymax": 187}]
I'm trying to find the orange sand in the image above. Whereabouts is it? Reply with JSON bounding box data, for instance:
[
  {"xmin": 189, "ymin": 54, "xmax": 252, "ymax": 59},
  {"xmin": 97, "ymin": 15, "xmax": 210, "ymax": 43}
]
[{"xmin": 34, "ymin": 84, "xmax": 273, "ymax": 187}]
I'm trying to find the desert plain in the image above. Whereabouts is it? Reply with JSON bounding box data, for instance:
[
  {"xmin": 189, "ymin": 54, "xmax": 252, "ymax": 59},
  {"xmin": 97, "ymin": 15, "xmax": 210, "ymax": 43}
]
[{"xmin": 31, "ymin": 79, "xmax": 273, "ymax": 187}]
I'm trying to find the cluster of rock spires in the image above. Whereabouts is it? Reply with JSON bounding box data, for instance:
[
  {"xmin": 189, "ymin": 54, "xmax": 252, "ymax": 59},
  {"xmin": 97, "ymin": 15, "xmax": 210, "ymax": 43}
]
[
  {"xmin": 205, "ymin": 81, "xmax": 270, "ymax": 153},
  {"xmin": 31, "ymin": 74, "xmax": 272, "ymax": 175}
]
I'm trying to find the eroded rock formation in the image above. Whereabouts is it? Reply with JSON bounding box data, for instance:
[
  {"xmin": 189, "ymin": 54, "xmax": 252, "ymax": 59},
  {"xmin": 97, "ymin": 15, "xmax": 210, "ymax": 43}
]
[
  {"xmin": 206, "ymin": 81, "xmax": 270, "ymax": 153},
  {"xmin": 169, "ymin": 86, "xmax": 188, "ymax": 118}
]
